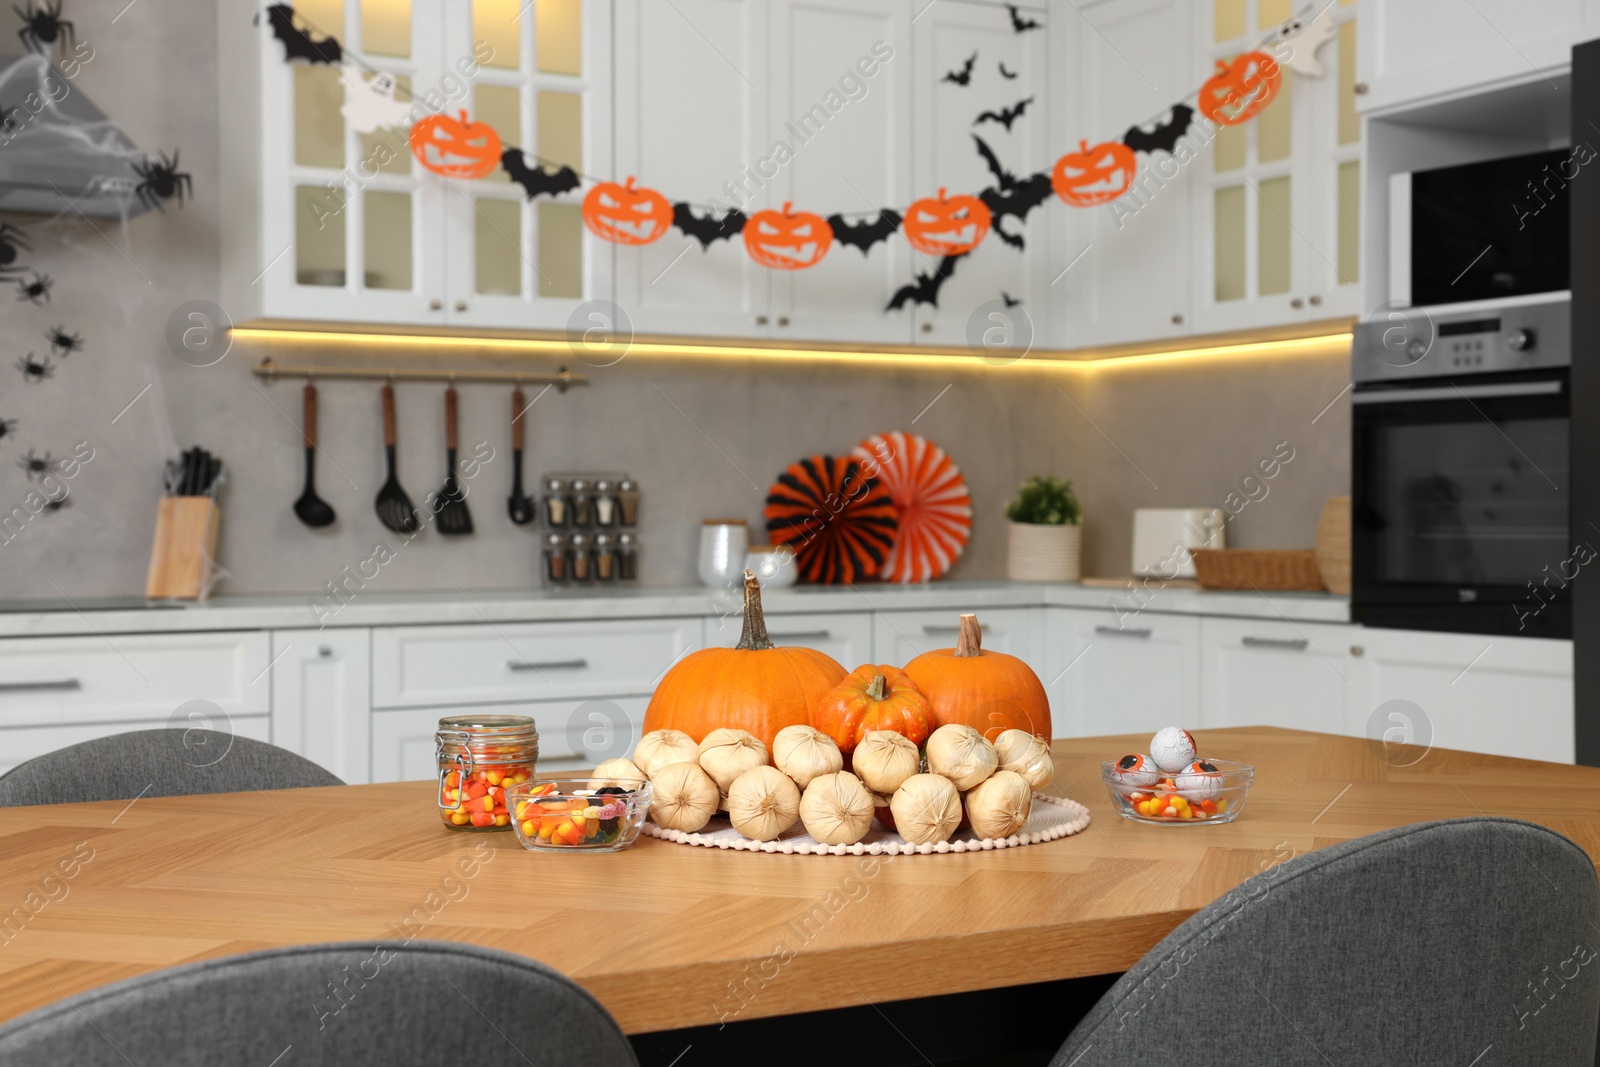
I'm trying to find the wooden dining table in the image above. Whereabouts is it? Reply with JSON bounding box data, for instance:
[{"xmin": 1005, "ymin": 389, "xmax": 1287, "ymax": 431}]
[{"xmin": 3, "ymin": 726, "xmax": 1599, "ymax": 1039}]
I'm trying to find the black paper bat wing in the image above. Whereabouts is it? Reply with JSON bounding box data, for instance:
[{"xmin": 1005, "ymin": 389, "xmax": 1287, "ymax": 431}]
[
  {"xmin": 1123, "ymin": 104, "xmax": 1196, "ymax": 155},
  {"xmin": 942, "ymin": 51, "xmax": 978, "ymax": 86},
  {"xmin": 827, "ymin": 209, "xmax": 902, "ymax": 254},
  {"xmin": 972, "ymin": 133, "xmax": 1016, "ymax": 190},
  {"xmin": 974, "ymin": 96, "xmax": 1034, "ymax": 131},
  {"xmin": 500, "ymin": 150, "xmax": 581, "ymax": 199},
  {"xmin": 1001, "ymin": 291, "xmax": 1021, "ymax": 307},
  {"xmin": 672, "ymin": 203, "xmax": 748, "ymax": 249},
  {"xmin": 886, "ymin": 254, "xmax": 965, "ymax": 311},
  {"xmin": 1006, "ymin": 4, "xmax": 1042, "ymax": 32},
  {"xmin": 998, "ymin": 61, "xmax": 1018, "ymax": 80},
  {"xmin": 267, "ymin": 4, "xmax": 343, "ymax": 64},
  {"xmin": 979, "ymin": 172, "xmax": 1053, "ymax": 250}
]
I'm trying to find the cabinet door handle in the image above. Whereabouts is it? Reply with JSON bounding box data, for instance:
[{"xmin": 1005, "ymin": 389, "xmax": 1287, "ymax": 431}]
[
  {"xmin": 429, "ymin": 299, "xmax": 443, "ymax": 311},
  {"xmin": 1095, "ymin": 626, "xmax": 1152, "ymax": 638},
  {"xmin": 454, "ymin": 300, "xmax": 468, "ymax": 312},
  {"xmin": 923, "ymin": 624, "xmax": 986, "ymax": 635},
  {"xmin": 1241, "ymin": 636, "xmax": 1310, "ymax": 651},
  {"xmin": 756, "ymin": 314, "xmax": 769, "ymax": 326},
  {"xmin": 770, "ymin": 630, "xmax": 832, "ymax": 641},
  {"xmin": 921, "ymin": 321, "xmax": 934, "ymax": 333},
  {"xmin": 1309, "ymin": 294, "xmax": 1323, "ymax": 307},
  {"xmin": 777, "ymin": 316, "xmax": 790, "ymax": 326},
  {"xmin": 1291, "ymin": 297, "xmax": 1305, "ymax": 309},
  {"xmin": 507, "ymin": 658, "xmax": 588, "ymax": 672},
  {"xmin": 0, "ymin": 679, "xmax": 82, "ymax": 692},
  {"xmin": 1171, "ymin": 313, "xmax": 1184, "ymax": 325}
]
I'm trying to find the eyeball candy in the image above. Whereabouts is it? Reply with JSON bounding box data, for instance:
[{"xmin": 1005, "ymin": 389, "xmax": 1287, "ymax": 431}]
[
  {"xmin": 1150, "ymin": 727, "xmax": 1199, "ymax": 773},
  {"xmin": 1111, "ymin": 753, "xmax": 1159, "ymax": 787},
  {"xmin": 1174, "ymin": 759, "xmax": 1222, "ymax": 802}
]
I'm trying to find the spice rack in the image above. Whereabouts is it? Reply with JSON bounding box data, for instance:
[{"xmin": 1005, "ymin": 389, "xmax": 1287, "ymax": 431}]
[{"xmin": 540, "ymin": 470, "xmax": 638, "ymax": 584}]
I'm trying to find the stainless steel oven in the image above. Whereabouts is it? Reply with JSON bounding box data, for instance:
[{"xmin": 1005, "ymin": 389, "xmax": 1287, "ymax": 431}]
[{"xmin": 1351, "ymin": 298, "xmax": 1571, "ymax": 637}]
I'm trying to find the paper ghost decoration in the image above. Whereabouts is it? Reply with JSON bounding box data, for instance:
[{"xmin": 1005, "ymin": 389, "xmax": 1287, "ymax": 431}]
[
  {"xmin": 341, "ymin": 68, "xmax": 414, "ymax": 134},
  {"xmin": 1273, "ymin": 6, "xmax": 1337, "ymax": 78}
]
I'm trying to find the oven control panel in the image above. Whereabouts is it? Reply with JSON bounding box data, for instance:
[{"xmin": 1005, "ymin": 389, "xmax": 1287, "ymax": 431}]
[{"xmin": 1352, "ymin": 297, "xmax": 1569, "ymax": 383}]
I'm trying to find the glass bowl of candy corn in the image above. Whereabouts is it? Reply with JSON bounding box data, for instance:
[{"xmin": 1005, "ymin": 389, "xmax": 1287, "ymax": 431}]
[
  {"xmin": 1100, "ymin": 758, "xmax": 1254, "ymax": 825},
  {"xmin": 507, "ymin": 778, "xmax": 654, "ymax": 852}
]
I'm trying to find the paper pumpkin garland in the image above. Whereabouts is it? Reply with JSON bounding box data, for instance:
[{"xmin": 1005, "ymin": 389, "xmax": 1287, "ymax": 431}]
[
  {"xmin": 1198, "ymin": 51, "xmax": 1282, "ymax": 126},
  {"xmin": 1051, "ymin": 139, "xmax": 1138, "ymax": 207},
  {"xmin": 582, "ymin": 176, "xmax": 673, "ymax": 245},
  {"xmin": 410, "ymin": 111, "xmax": 503, "ymax": 179},
  {"xmin": 903, "ymin": 188, "xmax": 991, "ymax": 257},
  {"xmin": 765, "ymin": 456, "xmax": 897, "ymax": 584},
  {"xmin": 743, "ymin": 203, "xmax": 834, "ymax": 270},
  {"xmin": 853, "ymin": 432, "xmax": 972, "ymax": 584}
]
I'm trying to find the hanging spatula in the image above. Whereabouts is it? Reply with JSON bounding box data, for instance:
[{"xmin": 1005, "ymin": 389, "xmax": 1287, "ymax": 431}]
[
  {"xmin": 375, "ymin": 383, "xmax": 419, "ymax": 534},
  {"xmin": 293, "ymin": 384, "xmax": 336, "ymax": 528},
  {"xmin": 436, "ymin": 386, "xmax": 473, "ymax": 536},
  {"xmin": 507, "ymin": 387, "xmax": 534, "ymax": 525}
]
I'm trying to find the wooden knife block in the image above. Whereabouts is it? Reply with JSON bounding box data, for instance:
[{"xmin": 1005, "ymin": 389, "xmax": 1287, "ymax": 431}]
[{"xmin": 146, "ymin": 497, "xmax": 220, "ymax": 600}]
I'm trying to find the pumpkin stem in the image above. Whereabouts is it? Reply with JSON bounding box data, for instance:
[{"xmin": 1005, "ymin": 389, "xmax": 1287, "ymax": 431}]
[
  {"xmin": 866, "ymin": 673, "xmax": 888, "ymax": 701},
  {"xmin": 734, "ymin": 569, "xmax": 775, "ymax": 651},
  {"xmin": 954, "ymin": 613, "xmax": 983, "ymax": 658}
]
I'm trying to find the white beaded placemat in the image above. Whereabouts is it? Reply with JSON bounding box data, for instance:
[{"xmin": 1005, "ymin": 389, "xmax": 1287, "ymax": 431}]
[{"xmin": 639, "ymin": 792, "xmax": 1090, "ymax": 855}]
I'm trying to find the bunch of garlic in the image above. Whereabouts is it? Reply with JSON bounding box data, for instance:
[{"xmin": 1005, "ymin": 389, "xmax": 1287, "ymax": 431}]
[
  {"xmin": 992, "ymin": 729, "xmax": 1054, "ymax": 790},
  {"xmin": 591, "ymin": 756, "xmax": 647, "ymax": 787},
  {"xmin": 964, "ymin": 770, "xmax": 1033, "ymax": 839},
  {"xmin": 633, "ymin": 729, "xmax": 699, "ymax": 776},
  {"xmin": 771, "ymin": 725, "xmax": 843, "ymax": 789},
  {"xmin": 925, "ymin": 723, "xmax": 998, "ymax": 790},
  {"xmin": 852, "ymin": 730, "xmax": 921, "ymax": 795},
  {"xmin": 799, "ymin": 771, "xmax": 874, "ymax": 846},
  {"xmin": 649, "ymin": 761, "xmax": 720, "ymax": 833},
  {"xmin": 697, "ymin": 728, "xmax": 770, "ymax": 794},
  {"xmin": 727, "ymin": 765, "xmax": 801, "ymax": 842},
  {"xmin": 890, "ymin": 773, "xmax": 962, "ymax": 845}
]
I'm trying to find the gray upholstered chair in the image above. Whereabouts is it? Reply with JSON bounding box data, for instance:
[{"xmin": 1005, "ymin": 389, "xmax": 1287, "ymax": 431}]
[
  {"xmin": 0, "ymin": 940, "xmax": 639, "ymax": 1066},
  {"xmin": 1053, "ymin": 817, "xmax": 1600, "ymax": 1066},
  {"xmin": 0, "ymin": 728, "xmax": 342, "ymax": 807}
]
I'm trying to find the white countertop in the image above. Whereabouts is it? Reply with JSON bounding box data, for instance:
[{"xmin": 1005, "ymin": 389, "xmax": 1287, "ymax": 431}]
[{"xmin": 0, "ymin": 581, "xmax": 1350, "ymax": 637}]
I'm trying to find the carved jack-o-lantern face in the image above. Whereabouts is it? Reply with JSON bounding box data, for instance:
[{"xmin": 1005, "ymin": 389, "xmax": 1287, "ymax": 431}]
[
  {"xmin": 581, "ymin": 176, "xmax": 673, "ymax": 245},
  {"xmin": 743, "ymin": 202, "xmax": 833, "ymax": 270},
  {"xmin": 1198, "ymin": 51, "xmax": 1282, "ymax": 127},
  {"xmin": 410, "ymin": 111, "xmax": 504, "ymax": 179},
  {"xmin": 1051, "ymin": 139, "xmax": 1138, "ymax": 207},
  {"xmin": 902, "ymin": 188, "xmax": 992, "ymax": 256}
]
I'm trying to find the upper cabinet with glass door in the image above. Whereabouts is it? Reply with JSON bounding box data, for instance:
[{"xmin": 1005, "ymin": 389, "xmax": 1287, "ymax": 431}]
[{"xmin": 219, "ymin": 0, "xmax": 612, "ymax": 329}]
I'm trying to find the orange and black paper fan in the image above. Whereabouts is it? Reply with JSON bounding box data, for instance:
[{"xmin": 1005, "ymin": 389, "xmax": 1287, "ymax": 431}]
[{"xmin": 764, "ymin": 455, "xmax": 898, "ymax": 584}]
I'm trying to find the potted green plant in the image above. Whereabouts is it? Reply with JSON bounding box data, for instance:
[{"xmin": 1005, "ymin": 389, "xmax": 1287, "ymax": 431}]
[{"xmin": 1004, "ymin": 476, "xmax": 1082, "ymax": 582}]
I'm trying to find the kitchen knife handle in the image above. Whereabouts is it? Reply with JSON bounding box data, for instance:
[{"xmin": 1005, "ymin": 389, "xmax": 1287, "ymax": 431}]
[
  {"xmin": 302, "ymin": 384, "xmax": 317, "ymax": 449},
  {"xmin": 445, "ymin": 387, "xmax": 458, "ymax": 451},
  {"xmin": 511, "ymin": 388, "xmax": 526, "ymax": 450},
  {"xmin": 382, "ymin": 384, "xmax": 396, "ymax": 448}
]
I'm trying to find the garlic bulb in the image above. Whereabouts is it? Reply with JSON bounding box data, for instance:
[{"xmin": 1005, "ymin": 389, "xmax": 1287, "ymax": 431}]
[
  {"xmin": 993, "ymin": 729, "xmax": 1054, "ymax": 790},
  {"xmin": 852, "ymin": 730, "xmax": 921, "ymax": 794},
  {"xmin": 592, "ymin": 756, "xmax": 647, "ymax": 787},
  {"xmin": 965, "ymin": 770, "xmax": 1033, "ymax": 839},
  {"xmin": 633, "ymin": 729, "xmax": 699, "ymax": 776},
  {"xmin": 648, "ymin": 761, "xmax": 720, "ymax": 832},
  {"xmin": 772, "ymin": 725, "xmax": 843, "ymax": 789},
  {"xmin": 799, "ymin": 771, "xmax": 874, "ymax": 846},
  {"xmin": 727, "ymin": 765, "xmax": 801, "ymax": 842},
  {"xmin": 890, "ymin": 773, "xmax": 961, "ymax": 845},
  {"xmin": 697, "ymin": 728, "xmax": 770, "ymax": 793},
  {"xmin": 924, "ymin": 724, "xmax": 998, "ymax": 791}
]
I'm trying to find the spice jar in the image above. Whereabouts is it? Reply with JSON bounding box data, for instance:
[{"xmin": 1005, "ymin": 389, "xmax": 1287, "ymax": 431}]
[
  {"xmin": 436, "ymin": 714, "xmax": 539, "ymax": 830},
  {"xmin": 617, "ymin": 478, "xmax": 640, "ymax": 527},
  {"xmin": 593, "ymin": 531, "xmax": 616, "ymax": 581},
  {"xmin": 570, "ymin": 478, "xmax": 593, "ymax": 527},
  {"xmin": 593, "ymin": 478, "xmax": 618, "ymax": 527},
  {"xmin": 543, "ymin": 532, "xmax": 569, "ymax": 583},
  {"xmin": 570, "ymin": 531, "xmax": 592, "ymax": 581},
  {"xmin": 617, "ymin": 531, "xmax": 639, "ymax": 580},
  {"xmin": 543, "ymin": 477, "xmax": 570, "ymax": 527}
]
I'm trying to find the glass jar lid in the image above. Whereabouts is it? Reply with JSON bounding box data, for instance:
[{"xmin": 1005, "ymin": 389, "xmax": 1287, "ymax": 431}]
[{"xmin": 436, "ymin": 714, "xmax": 538, "ymax": 756}]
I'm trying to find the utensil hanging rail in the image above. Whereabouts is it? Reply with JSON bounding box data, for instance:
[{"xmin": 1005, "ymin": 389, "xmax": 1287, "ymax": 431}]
[{"xmin": 251, "ymin": 359, "xmax": 589, "ymax": 391}]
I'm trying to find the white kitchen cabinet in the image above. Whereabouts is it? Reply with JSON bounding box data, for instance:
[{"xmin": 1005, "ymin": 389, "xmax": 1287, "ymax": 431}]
[
  {"xmin": 872, "ymin": 607, "xmax": 1046, "ymax": 681},
  {"xmin": 1045, "ymin": 607, "xmax": 1201, "ymax": 740},
  {"xmin": 1351, "ymin": 628, "xmax": 1574, "ymax": 764},
  {"xmin": 269, "ymin": 629, "xmax": 372, "ymax": 784},
  {"xmin": 704, "ymin": 611, "xmax": 873, "ymax": 667},
  {"xmin": 1200, "ymin": 617, "xmax": 1358, "ymax": 733}
]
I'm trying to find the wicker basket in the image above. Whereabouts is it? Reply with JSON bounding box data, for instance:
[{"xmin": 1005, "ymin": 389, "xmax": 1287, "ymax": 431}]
[{"xmin": 1191, "ymin": 549, "xmax": 1326, "ymax": 591}]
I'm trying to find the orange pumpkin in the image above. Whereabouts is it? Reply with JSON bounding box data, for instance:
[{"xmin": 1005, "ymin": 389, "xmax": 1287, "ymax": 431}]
[
  {"xmin": 811, "ymin": 665, "xmax": 937, "ymax": 755},
  {"xmin": 902, "ymin": 613, "xmax": 1051, "ymax": 743},
  {"xmin": 1198, "ymin": 51, "xmax": 1281, "ymax": 127},
  {"xmin": 410, "ymin": 110, "xmax": 503, "ymax": 179},
  {"xmin": 1052, "ymin": 139, "xmax": 1138, "ymax": 208},
  {"xmin": 902, "ymin": 188, "xmax": 991, "ymax": 256},
  {"xmin": 642, "ymin": 570, "xmax": 847, "ymax": 750},
  {"xmin": 743, "ymin": 202, "xmax": 833, "ymax": 270},
  {"xmin": 582, "ymin": 176, "xmax": 673, "ymax": 246}
]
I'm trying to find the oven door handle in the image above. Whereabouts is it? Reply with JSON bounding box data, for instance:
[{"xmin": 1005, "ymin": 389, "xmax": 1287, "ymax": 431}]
[{"xmin": 1351, "ymin": 380, "xmax": 1563, "ymax": 404}]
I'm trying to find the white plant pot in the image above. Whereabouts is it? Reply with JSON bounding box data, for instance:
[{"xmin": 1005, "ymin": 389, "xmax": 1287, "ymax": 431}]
[{"xmin": 1007, "ymin": 521, "xmax": 1082, "ymax": 582}]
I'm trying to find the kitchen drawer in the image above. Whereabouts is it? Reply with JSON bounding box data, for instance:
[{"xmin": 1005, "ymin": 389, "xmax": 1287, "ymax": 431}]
[
  {"xmin": 371, "ymin": 619, "xmax": 701, "ymax": 709},
  {"xmin": 0, "ymin": 631, "xmax": 271, "ymax": 729},
  {"xmin": 0, "ymin": 716, "xmax": 271, "ymax": 775},
  {"xmin": 370, "ymin": 696, "xmax": 649, "ymax": 782},
  {"xmin": 1046, "ymin": 607, "xmax": 1202, "ymax": 739},
  {"xmin": 1200, "ymin": 618, "xmax": 1358, "ymax": 734},
  {"xmin": 704, "ymin": 611, "xmax": 872, "ymax": 667},
  {"xmin": 871, "ymin": 608, "xmax": 1046, "ymax": 677}
]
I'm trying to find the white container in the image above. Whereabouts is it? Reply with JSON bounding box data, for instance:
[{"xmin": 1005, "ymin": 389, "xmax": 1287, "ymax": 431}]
[
  {"xmin": 1007, "ymin": 521, "xmax": 1081, "ymax": 582},
  {"xmin": 1131, "ymin": 508, "xmax": 1226, "ymax": 579},
  {"xmin": 745, "ymin": 544, "xmax": 798, "ymax": 589},
  {"xmin": 697, "ymin": 520, "xmax": 749, "ymax": 588}
]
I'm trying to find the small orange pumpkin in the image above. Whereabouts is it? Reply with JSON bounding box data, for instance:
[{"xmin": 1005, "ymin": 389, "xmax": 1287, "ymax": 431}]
[
  {"xmin": 1198, "ymin": 51, "xmax": 1282, "ymax": 127},
  {"xmin": 811, "ymin": 665, "xmax": 937, "ymax": 755},
  {"xmin": 1052, "ymin": 139, "xmax": 1138, "ymax": 208},
  {"xmin": 410, "ymin": 110, "xmax": 503, "ymax": 179},
  {"xmin": 582, "ymin": 176, "xmax": 673, "ymax": 246},
  {"xmin": 902, "ymin": 188, "xmax": 991, "ymax": 256},
  {"xmin": 642, "ymin": 570, "xmax": 847, "ymax": 750},
  {"xmin": 902, "ymin": 613, "xmax": 1051, "ymax": 743},
  {"xmin": 743, "ymin": 202, "xmax": 833, "ymax": 270}
]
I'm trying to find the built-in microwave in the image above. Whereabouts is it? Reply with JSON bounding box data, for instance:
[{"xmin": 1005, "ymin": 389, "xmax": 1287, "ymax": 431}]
[{"xmin": 1389, "ymin": 148, "xmax": 1573, "ymax": 309}]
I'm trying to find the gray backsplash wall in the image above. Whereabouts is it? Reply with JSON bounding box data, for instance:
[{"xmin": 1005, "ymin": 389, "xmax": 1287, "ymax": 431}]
[{"xmin": 0, "ymin": 0, "xmax": 1353, "ymax": 601}]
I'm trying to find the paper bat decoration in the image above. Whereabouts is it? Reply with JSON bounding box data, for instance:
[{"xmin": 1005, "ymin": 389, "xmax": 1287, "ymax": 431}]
[
  {"xmin": 341, "ymin": 69, "xmax": 413, "ymax": 134},
  {"xmin": 672, "ymin": 203, "xmax": 748, "ymax": 249},
  {"xmin": 1001, "ymin": 291, "xmax": 1021, "ymax": 307},
  {"xmin": 1005, "ymin": 4, "xmax": 1042, "ymax": 33},
  {"xmin": 886, "ymin": 253, "xmax": 966, "ymax": 311},
  {"xmin": 943, "ymin": 51, "xmax": 978, "ymax": 87},
  {"xmin": 1122, "ymin": 104, "xmax": 1196, "ymax": 155},
  {"xmin": 267, "ymin": 4, "xmax": 342, "ymax": 65},
  {"xmin": 500, "ymin": 150, "xmax": 581, "ymax": 199},
  {"xmin": 998, "ymin": 61, "xmax": 1018, "ymax": 80},
  {"xmin": 827, "ymin": 209, "xmax": 903, "ymax": 254},
  {"xmin": 972, "ymin": 134, "xmax": 1054, "ymax": 249},
  {"xmin": 974, "ymin": 96, "xmax": 1034, "ymax": 132},
  {"xmin": 1273, "ymin": 6, "xmax": 1337, "ymax": 77}
]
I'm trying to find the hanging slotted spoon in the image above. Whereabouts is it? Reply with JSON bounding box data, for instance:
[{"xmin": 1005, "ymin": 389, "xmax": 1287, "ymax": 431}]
[
  {"xmin": 436, "ymin": 386, "xmax": 474, "ymax": 536},
  {"xmin": 507, "ymin": 387, "xmax": 535, "ymax": 525},
  {"xmin": 374, "ymin": 383, "xmax": 419, "ymax": 534}
]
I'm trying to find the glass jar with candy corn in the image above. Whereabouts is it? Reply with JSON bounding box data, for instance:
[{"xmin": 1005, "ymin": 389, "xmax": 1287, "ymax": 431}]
[{"xmin": 436, "ymin": 714, "xmax": 540, "ymax": 830}]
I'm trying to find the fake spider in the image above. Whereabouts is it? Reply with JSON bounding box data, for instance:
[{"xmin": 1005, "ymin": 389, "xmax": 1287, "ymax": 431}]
[
  {"xmin": 0, "ymin": 416, "xmax": 16, "ymax": 445},
  {"xmin": 0, "ymin": 222, "xmax": 30, "ymax": 277},
  {"xmin": 15, "ymin": 352, "xmax": 52, "ymax": 382},
  {"xmin": 14, "ymin": 0, "xmax": 73, "ymax": 56},
  {"xmin": 16, "ymin": 271, "xmax": 50, "ymax": 305},
  {"xmin": 44, "ymin": 325, "xmax": 81, "ymax": 356},
  {"xmin": 132, "ymin": 150, "xmax": 192, "ymax": 212},
  {"xmin": 40, "ymin": 494, "xmax": 70, "ymax": 514},
  {"xmin": 16, "ymin": 447, "xmax": 54, "ymax": 481}
]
